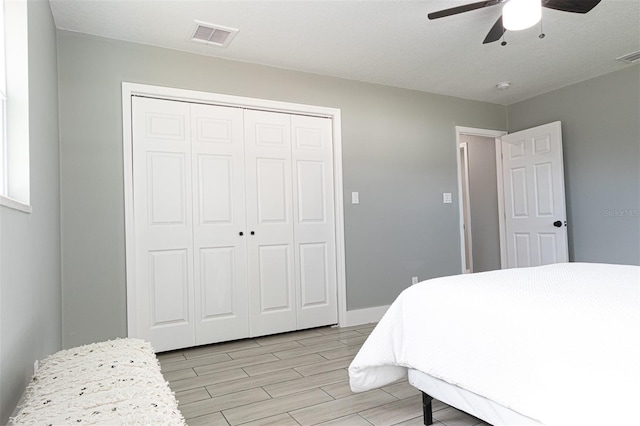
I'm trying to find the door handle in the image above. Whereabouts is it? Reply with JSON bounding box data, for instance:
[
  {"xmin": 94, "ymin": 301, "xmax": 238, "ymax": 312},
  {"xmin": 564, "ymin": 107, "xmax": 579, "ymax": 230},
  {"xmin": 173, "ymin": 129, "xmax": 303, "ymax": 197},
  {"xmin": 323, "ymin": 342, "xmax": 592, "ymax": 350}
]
[
  {"xmin": 239, "ymin": 232, "xmax": 244, "ymax": 236},
  {"xmin": 250, "ymin": 231, "xmax": 255, "ymax": 235},
  {"xmin": 553, "ymin": 221, "xmax": 562, "ymax": 228}
]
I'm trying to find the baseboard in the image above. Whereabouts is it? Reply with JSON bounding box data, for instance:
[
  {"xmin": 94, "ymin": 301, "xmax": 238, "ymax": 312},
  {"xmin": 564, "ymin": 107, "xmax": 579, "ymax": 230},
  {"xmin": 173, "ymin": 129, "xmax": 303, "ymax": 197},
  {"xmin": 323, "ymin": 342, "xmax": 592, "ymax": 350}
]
[
  {"xmin": 343, "ymin": 305, "xmax": 390, "ymax": 327},
  {"xmin": 8, "ymin": 385, "xmax": 28, "ymax": 424}
]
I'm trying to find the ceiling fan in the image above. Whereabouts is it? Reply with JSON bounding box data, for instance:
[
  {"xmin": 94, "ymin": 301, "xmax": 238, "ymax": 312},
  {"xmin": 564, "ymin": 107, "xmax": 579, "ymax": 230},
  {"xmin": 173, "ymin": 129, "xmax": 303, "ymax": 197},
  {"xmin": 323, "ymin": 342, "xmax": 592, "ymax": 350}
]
[{"xmin": 427, "ymin": 0, "xmax": 602, "ymax": 45}]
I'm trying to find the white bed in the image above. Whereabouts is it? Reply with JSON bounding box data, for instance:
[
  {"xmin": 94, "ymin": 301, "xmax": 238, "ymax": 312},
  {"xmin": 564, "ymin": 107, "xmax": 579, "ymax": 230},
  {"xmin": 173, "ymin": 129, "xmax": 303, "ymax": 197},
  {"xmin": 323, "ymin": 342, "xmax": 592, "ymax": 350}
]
[{"xmin": 349, "ymin": 263, "xmax": 640, "ymax": 426}]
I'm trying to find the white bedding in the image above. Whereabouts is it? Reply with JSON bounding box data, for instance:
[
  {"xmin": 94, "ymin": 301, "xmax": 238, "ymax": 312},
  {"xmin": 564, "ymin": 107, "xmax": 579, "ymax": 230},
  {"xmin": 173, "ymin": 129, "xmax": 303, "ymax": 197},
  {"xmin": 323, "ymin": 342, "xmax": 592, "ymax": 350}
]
[{"xmin": 349, "ymin": 263, "xmax": 640, "ymax": 425}]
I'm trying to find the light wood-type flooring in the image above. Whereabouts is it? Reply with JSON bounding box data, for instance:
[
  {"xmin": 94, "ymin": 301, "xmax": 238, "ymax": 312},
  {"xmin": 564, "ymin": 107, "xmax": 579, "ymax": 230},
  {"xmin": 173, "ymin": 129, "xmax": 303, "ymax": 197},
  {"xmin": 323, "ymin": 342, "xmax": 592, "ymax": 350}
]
[{"xmin": 158, "ymin": 324, "xmax": 488, "ymax": 426}]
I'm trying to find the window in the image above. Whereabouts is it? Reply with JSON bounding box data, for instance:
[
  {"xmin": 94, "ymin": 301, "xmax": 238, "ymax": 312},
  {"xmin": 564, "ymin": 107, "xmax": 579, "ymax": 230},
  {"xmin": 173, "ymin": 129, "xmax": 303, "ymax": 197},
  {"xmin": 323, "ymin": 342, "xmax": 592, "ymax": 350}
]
[
  {"xmin": 0, "ymin": 0, "xmax": 31, "ymax": 212},
  {"xmin": 0, "ymin": 0, "xmax": 6, "ymax": 196}
]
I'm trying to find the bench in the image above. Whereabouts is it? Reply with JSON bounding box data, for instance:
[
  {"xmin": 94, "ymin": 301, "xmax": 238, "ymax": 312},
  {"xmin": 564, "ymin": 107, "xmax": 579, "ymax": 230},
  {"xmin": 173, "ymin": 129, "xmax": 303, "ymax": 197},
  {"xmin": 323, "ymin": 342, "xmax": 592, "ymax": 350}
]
[{"xmin": 11, "ymin": 338, "xmax": 184, "ymax": 425}]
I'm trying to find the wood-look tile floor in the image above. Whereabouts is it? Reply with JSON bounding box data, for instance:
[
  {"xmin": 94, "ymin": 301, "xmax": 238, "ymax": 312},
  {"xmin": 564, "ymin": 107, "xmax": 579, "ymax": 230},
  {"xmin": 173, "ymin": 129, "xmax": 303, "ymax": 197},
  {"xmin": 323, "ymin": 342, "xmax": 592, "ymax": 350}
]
[{"xmin": 158, "ymin": 324, "xmax": 488, "ymax": 426}]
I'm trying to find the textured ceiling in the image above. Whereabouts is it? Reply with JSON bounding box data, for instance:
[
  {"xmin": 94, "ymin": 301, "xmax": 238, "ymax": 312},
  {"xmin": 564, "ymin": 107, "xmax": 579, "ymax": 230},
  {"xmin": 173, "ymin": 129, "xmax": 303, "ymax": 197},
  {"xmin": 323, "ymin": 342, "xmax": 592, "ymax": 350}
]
[{"xmin": 49, "ymin": 0, "xmax": 640, "ymax": 105}]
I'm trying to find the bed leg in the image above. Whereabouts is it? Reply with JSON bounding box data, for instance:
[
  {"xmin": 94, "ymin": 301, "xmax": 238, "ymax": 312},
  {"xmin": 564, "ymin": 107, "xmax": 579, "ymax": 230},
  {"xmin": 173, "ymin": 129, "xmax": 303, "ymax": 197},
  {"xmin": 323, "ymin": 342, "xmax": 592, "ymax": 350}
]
[{"xmin": 422, "ymin": 392, "xmax": 434, "ymax": 425}]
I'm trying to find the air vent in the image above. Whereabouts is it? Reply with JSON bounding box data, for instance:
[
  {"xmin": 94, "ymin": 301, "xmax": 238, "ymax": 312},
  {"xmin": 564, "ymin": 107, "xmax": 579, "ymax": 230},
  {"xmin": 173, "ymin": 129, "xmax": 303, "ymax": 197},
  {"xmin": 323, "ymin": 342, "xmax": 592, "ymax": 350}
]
[
  {"xmin": 616, "ymin": 50, "xmax": 640, "ymax": 64},
  {"xmin": 190, "ymin": 21, "xmax": 238, "ymax": 48}
]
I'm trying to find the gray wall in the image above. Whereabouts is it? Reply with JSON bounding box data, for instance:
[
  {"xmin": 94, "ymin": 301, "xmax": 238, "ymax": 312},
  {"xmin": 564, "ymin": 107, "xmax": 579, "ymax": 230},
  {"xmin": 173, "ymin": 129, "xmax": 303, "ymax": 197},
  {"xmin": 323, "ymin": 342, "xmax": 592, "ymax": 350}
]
[
  {"xmin": 463, "ymin": 135, "xmax": 501, "ymax": 272},
  {"xmin": 0, "ymin": 1, "xmax": 61, "ymax": 423},
  {"xmin": 57, "ymin": 30, "xmax": 507, "ymax": 348},
  {"xmin": 507, "ymin": 66, "xmax": 640, "ymax": 265}
]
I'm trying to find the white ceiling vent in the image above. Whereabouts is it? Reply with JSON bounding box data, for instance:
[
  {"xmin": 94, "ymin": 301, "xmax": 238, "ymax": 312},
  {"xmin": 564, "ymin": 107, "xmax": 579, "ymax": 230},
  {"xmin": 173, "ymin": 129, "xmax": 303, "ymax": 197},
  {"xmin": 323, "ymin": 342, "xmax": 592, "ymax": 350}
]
[
  {"xmin": 616, "ymin": 50, "xmax": 640, "ymax": 64},
  {"xmin": 190, "ymin": 21, "xmax": 238, "ymax": 47}
]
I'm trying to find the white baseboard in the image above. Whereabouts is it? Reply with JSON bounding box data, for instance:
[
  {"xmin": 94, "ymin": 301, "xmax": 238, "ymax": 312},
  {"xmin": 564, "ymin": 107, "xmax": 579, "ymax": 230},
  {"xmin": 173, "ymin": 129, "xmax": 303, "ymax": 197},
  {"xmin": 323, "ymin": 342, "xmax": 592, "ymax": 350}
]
[{"xmin": 343, "ymin": 305, "xmax": 390, "ymax": 327}]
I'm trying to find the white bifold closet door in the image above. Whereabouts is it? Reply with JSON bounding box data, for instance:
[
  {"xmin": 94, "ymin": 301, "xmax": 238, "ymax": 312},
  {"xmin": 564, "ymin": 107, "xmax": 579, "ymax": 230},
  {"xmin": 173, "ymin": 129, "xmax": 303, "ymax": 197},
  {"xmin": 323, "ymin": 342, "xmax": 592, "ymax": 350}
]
[
  {"xmin": 244, "ymin": 110, "xmax": 338, "ymax": 336},
  {"xmin": 132, "ymin": 97, "xmax": 197, "ymax": 351},
  {"xmin": 131, "ymin": 96, "xmax": 337, "ymax": 351},
  {"xmin": 190, "ymin": 103, "xmax": 249, "ymax": 344},
  {"xmin": 291, "ymin": 114, "xmax": 337, "ymax": 330}
]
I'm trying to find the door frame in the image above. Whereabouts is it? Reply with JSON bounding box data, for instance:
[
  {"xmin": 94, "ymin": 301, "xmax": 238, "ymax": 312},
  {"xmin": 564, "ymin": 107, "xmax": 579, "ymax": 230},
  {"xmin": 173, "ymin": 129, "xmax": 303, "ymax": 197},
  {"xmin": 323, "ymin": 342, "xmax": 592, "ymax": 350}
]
[
  {"xmin": 122, "ymin": 82, "xmax": 348, "ymax": 334},
  {"xmin": 455, "ymin": 126, "xmax": 508, "ymax": 273},
  {"xmin": 459, "ymin": 142, "xmax": 473, "ymax": 273}
]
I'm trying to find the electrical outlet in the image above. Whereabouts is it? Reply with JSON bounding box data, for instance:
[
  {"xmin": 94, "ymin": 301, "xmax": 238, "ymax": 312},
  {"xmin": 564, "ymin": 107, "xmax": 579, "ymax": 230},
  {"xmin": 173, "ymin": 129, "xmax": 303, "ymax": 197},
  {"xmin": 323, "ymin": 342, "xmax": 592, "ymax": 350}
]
[
  {"xmin": 411, "ymin": 276, "xmax": 419, "ymax": 285},
  {"xmin": 33, "ymin": 360, "xmax": 39, "ymax": 375}
]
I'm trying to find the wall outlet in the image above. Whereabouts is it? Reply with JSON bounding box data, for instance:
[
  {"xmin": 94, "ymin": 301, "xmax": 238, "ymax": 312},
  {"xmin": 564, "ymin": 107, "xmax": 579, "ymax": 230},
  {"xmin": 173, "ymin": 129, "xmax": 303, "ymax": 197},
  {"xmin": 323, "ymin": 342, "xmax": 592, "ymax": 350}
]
[
  {"xmin": 411, "ymin": 276, "xmax": 419, "ymax": 285},
  {"xmin": 33, "ymin": 360, "xmax": 39, "ymax": 376}
]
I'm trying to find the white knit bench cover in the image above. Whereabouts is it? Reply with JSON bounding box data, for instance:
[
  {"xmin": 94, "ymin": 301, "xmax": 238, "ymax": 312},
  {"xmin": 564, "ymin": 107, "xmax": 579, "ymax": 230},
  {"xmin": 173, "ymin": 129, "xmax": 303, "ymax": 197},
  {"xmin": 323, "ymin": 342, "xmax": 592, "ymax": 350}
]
[{"xmin": 11, "ymin": 338, "xmax": 185, "ymax": 425}]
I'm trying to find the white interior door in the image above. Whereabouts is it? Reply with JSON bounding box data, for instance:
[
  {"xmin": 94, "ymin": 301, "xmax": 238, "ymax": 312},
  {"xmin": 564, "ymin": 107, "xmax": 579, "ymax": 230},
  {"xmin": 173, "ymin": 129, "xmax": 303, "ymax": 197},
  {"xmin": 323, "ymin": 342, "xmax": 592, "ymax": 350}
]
[
  {"xmin": 501, "ymin": 121, "xmax": 568, "ymax": 268},
  {"xmin": 190, "ymin": 103, "xmax": 249, "ymax": 344},
  {"xmin": 291, "ymin": 115, "xmax": 338, "ymax": 329},
  {"xmin": 244, "ymin": 109, "xmax": 297, "ymax": 337},
  {"xmin": 132, "ymin": 97, "xmax": 195, "ymax": 351}
]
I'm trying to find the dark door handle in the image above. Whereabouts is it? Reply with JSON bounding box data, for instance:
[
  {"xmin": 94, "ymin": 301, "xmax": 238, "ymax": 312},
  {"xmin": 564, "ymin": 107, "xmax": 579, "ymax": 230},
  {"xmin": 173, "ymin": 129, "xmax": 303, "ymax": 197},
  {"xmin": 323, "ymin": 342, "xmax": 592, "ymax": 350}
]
[
  {"xmin": 553, "ymin": 221, "xmax": 562, "ymax": 228},
  {"xmin": 239, "ymin": 232, "xmax": 244, "ymax": 236},
  {"xmin": 250, "ymin": 231, "xmax": 255, "ymax": 235}
]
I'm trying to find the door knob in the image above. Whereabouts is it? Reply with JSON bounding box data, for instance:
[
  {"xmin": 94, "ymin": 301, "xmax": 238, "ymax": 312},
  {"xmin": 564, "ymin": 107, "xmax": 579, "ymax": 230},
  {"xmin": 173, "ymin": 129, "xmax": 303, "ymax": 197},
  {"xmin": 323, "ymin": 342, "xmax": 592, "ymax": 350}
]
[
  {"xmin": 553, "ymin": 221, "xmax": 562, "ymax": 228},
  {"xmin": 250, "ymin": 231, "xmax": 255, "ymax": 235},
  {"xmin": 239, "ymin": 232, "xmax": 244, "ymax": 236}
]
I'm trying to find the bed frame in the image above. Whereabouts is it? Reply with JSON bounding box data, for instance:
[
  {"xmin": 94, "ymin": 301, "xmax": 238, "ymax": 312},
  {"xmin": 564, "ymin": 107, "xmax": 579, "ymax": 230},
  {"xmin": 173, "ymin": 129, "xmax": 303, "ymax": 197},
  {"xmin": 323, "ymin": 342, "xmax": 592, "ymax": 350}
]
[{"xmin": 422, "ymin": 392, "xmax": 434, "ymax": 425}]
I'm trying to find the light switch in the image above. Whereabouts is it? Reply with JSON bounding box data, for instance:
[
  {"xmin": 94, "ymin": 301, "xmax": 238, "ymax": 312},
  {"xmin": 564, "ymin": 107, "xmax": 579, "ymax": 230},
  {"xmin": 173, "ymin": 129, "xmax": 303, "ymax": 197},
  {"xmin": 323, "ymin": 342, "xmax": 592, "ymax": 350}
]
[
  {"xmin": 443, "ymin": 192, "xmax": 452, "ymax": 204},
  {"xmin": 352, "ymin": 192, "xmax": 359, "ymax": 204}
]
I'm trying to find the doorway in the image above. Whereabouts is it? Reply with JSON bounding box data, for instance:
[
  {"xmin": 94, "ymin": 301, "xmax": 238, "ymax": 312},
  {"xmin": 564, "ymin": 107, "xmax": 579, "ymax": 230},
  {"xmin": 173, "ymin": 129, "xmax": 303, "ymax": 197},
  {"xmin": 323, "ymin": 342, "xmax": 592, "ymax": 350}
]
[{"xmin": 455, "ymin": 127, "xmax": 507, "ymax": 274}]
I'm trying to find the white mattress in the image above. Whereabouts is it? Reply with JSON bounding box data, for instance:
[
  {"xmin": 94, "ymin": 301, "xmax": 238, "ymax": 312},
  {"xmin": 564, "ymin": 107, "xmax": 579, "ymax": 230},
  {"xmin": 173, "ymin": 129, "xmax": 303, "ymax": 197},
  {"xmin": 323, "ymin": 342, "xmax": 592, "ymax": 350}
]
[
  {"xmin": 408, "ymin": 369, "xmax": 541, "ymax": 426},
  {"xmin": 349, "ymin": 263, "xmax": 640, "ymax": 426}
]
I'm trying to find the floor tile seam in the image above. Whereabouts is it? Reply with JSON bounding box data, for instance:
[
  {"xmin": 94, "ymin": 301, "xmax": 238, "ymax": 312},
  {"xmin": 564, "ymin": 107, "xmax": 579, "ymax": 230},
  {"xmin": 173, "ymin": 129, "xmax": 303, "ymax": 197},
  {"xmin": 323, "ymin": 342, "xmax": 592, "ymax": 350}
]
[
  {"xmin": 243, "ymin": 355, "xmax": 328, "ymax": 377},
  {"xmin": 292, "ymin": 364, "xmax": 346, "ymax": 377},
  {"xmin": 180, "ymin": 342, "xmax": 263, "ymax": 359},
  {"xmin": 194, "ymin": 367, "xmax": 250, "ymax": 380},
  {"xmin": 221, "ymin": 388, "xmax": 333, "ymax": 425},
  {"xmin": 275, "ymin": 346, "xmax": 348, "ymax": 361},
  {"xmin": 296, "ymin": 338, "xmax": 351, "ymax": 348},
  {"xmin": 161, "ymin": 353, "xmax": 236, "ymax": 372},
  {"xmin": 182, "ymin": 388, "xmax": 275, "ymax": 421},
  {"xmin": 169, "ymin": 369, "xmax": 250, "ymax": 393},
  {"xmin": 204, "ymin": 368, "xmax": 305, "ymax": 392},
  {"xmin": 288, "ymin": 391, "xmax": 391, "ymax": 426},
  {"xmin": 261, "ymin": 372, "xmax": 346, "ymax": 399},
  {"xmin": 387, "ymin": 415, "xmax": 423, "ymax": 426},
  {"xmin": 356, "ymin": 413, "xmax": 376, "ymax": 426},
  {"xmin": 181, "ymin": 409, "xmax": 225, "ymax": 424},
  {"xmin": 193, "ymin": 355, "xmax": 282, "ymax": 375},
  {"xmin": 355, "ymin": 394, "xmax": 421, "ymax": 422},
  {"xmin": 177, "ymin": 349, "xmax": 241, "ymax": 361},
  {"xmin": 220, "ymin": 410, "xmax": 233, "ymax": 426}
]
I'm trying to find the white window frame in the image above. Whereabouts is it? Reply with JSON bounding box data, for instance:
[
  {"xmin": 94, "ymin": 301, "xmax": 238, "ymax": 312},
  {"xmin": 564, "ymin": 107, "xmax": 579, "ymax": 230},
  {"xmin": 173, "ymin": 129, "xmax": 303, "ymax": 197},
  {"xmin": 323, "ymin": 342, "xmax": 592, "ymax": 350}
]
[
  {"xmin": 0, "ymin": 0, "xmax": 7, "ymax": 197},
  {"xmin": 0, "ymin": 0, "xmax": 31, "ymax": 213}
]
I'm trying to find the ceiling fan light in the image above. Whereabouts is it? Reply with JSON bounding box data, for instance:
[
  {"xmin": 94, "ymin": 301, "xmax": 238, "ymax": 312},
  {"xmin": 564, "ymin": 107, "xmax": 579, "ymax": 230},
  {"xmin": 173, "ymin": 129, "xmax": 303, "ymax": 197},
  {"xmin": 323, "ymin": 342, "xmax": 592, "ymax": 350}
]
[{"xmin": 503, "ymin": 0, "xmax": 542, "ymax": 31}]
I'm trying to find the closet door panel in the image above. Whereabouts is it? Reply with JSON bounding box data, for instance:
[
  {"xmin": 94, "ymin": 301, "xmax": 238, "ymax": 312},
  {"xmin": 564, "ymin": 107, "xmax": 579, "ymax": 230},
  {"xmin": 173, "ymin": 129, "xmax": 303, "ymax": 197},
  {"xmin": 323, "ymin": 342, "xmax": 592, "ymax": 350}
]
[
  {"xmin": 245, "ymin": 110, "xmax": 296, "ymax": 337},
  {"xmin": 191, "ymin": 104, "xmax": 249, "ymax": 345},
  {"xmin": 148, "ymin": 249, "xmax": 190, "ymax": 325},
  {"xmin": 132, "ymin": 97, "xmax": 195, "ymax": 351},
  {"xmin": 292, "ymin": 115, "xmax": 338, "ymax": 329}
]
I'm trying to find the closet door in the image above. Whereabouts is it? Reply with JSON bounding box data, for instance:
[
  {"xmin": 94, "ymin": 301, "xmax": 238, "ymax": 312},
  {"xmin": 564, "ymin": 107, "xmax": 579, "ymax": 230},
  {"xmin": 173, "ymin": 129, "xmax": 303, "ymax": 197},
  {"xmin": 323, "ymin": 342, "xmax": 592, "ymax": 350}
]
[
  {"xmin": 291, "ymin": 115, "xmax": 338, "ymax": 329},
  {"xmin": 191, "ymin": 104, "xmax": 249, "ymax": 344},
  {"xmin": 132, "ymin": 97, "xmax": 195, "ymax": 351},
  {"xmin": 244, "ymin": 110, "xmax": 297, "ymax": 337}
]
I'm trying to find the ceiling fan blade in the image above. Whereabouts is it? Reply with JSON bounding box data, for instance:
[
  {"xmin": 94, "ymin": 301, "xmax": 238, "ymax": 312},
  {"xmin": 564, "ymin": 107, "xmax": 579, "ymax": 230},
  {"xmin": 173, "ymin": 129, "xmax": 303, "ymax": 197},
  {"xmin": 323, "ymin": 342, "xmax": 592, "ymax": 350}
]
[
  {"xmin": 428, "ymin": 0, "xmax": 503, "ymax": 20},
  {"xmin": 542, "ymin": 0, "xmax": 602, "ymax": 14},
  {"xmin": 483, "ymin": 16, "xmax": 505, "ymax": 44}
]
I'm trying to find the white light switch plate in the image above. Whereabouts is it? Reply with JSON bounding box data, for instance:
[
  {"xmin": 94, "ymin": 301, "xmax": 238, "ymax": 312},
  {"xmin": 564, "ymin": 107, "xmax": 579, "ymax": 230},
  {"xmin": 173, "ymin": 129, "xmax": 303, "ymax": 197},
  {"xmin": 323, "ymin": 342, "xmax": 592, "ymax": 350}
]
[
  {"xmin": 443, "ymin": 192, "xmax": 452, "ymax": 204},
  {"xmin": 352, "ymin": 192, "xmax": 359, "ymax": 204}
]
